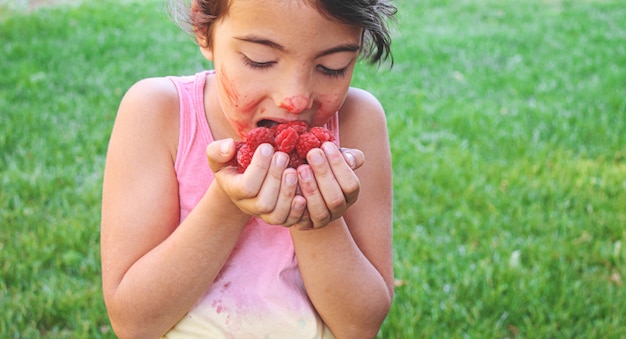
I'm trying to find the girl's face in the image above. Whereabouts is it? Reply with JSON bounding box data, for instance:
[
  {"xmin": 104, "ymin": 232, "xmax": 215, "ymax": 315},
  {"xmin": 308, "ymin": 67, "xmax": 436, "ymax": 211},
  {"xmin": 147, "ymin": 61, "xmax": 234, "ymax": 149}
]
[{"xmin": 202, "ymin": 0, "xmax": 363, "ymax": 139}]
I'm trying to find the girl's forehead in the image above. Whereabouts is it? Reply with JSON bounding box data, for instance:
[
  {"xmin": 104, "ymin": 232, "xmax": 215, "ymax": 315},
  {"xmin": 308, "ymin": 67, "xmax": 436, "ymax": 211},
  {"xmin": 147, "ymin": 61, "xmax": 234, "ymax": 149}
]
[
  {"xmin": 212, "ymin": 0, "xmax": 363, "ymax": 53},
  {"xmin": 228, "ymin": 0, "xmax": 317, "ymax": 7},
  {"xmin": 227, "ymin": 0, "xmax": 317, "ymax": 15},
  {"xmin": 222, "ymin": 0, "xmax": 357, "ymax": 33}
]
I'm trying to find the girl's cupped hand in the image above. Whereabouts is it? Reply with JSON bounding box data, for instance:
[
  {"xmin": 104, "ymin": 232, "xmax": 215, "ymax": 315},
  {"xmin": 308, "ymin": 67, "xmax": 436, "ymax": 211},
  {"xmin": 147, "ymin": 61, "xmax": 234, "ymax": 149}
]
[{"xmin": 206, "ymin": 139, "xmax": 364, "ymax": 229}]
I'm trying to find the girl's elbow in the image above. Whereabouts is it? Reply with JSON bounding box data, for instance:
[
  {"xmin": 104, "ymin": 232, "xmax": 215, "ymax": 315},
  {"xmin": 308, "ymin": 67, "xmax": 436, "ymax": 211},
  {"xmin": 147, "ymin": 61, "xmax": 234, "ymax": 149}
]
[
  {"xmin": 110, "ymin": 320, "xmax": 164, "ymax": 339},
  {"xmin": 106, "ymin": 305, "xmax": 167, "ymax": 339},
  {"xmin": 337, "ymin": 298, "xmax": 393, "ymax": 339}
]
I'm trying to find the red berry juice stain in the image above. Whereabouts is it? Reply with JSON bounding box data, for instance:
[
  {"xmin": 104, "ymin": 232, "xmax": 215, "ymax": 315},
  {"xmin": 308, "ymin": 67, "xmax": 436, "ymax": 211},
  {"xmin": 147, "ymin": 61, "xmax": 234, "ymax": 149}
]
[
  {"xmin": 211, "ymin": 299, "xmax": 225, "ymax": 314},
  {"xmin": 280, "ymin": 96, "xmax": 309, "ymax": 113},
  {"xmin": 219, "ymin": 67, "xmax": 240, "ymax": 108}
]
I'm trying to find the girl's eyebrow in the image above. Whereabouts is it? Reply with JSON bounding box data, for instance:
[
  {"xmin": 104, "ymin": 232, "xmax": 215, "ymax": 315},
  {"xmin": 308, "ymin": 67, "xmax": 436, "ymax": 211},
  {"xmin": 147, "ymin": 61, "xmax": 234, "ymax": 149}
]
[
  {"xmin": 235, "ymin": 35, "xmax": 285, "ymax": 51},
  {"xmin": 235, "ymin": 35, "xmax": 361, "ymax": 57},
  {"xmin": 316, "ymin": 44, "xmax": 361, "ymax": 58}
]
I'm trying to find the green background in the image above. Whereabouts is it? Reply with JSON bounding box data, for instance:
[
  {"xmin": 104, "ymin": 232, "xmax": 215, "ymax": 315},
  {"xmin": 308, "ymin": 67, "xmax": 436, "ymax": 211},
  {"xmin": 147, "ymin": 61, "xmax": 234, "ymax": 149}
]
[{"xmin": 1, "ymin": 0, "xmax": 625, "ymax": 337}]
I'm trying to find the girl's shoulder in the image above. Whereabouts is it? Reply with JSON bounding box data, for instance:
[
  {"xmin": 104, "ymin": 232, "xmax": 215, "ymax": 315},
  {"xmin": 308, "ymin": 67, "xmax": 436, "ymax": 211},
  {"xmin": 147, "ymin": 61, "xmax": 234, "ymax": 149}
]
[
  {"xmin": 341, "ymin": 87, "xmax": 384, "ymax": 115},
  {"xmin": 120, "ymin": 77, "xmax": 180, "ymax": 113},
  {"xmin": 114, "ymin": 77, "xmax": 181, "ymax": 160},
  {"xmin": 338, "ymin": 87, "xmax": 387, "ymax": 147}
]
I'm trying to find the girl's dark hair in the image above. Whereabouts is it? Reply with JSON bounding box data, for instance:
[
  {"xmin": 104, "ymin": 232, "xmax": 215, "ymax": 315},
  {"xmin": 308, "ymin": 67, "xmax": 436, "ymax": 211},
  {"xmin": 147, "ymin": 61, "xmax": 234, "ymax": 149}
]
[
  {"xmin": 171, "ymin": 0, "xmax": 397, "ymax": 65},
  {"xmin": 311, "ymin": 0, "xmax": 397, "ymax": 65}
]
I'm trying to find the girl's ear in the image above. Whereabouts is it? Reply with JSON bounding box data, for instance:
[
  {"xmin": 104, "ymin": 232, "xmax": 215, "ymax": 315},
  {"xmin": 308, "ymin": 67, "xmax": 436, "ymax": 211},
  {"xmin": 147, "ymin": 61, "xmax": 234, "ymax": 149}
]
[
  {"xmin": 190, "ymin": 0, "xmax": 214, "ymax": 61},
  {"xmin": 199, "ymin": 45, "xmax": 214, "ymax": 61}
]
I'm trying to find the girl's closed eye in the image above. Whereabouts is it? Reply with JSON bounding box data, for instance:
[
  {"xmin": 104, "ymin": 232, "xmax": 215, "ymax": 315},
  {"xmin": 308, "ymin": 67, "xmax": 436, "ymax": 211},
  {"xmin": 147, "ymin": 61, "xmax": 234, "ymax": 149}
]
[
  {"xmin": 242, "ymin": 55, "xmax": 275, "ymax": 70},
  {"xmin": 317, "ymin": 64, "xmax": 347, "ymax": 78},
  {"xmin": 315, "ymin": 54, "xmax": 355, "ymax": 78}
]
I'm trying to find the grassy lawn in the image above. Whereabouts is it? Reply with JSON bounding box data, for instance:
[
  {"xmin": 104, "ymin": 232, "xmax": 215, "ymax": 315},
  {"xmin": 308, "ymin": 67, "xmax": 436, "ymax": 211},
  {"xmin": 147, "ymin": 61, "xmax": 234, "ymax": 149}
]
[{"xmin": 1, "ymin": 0, "xmax": 625, "ymax": 337}]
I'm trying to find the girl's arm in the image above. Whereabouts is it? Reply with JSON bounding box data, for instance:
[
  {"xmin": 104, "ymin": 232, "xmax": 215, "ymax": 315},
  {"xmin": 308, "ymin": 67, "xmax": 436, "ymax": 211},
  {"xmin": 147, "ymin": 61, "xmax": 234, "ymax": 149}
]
[
  {"xmin": 290, "ymin": 87, "xmax": 394, "ymax": 338},
  {"xmin": 100, "ymin": 78, "xmax": 251, "ymax": 338}
]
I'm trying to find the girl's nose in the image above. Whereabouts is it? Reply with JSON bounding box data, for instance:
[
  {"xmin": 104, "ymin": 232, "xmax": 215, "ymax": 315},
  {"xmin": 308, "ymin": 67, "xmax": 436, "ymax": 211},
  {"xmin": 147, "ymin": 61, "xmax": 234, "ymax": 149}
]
[
  {"xmin": 275, "ymin": 67, "xmax": 313, "ymax": 114},
  {"xmin": 279, "ymin": 95, "xmax": 311, "ymax": 114}
]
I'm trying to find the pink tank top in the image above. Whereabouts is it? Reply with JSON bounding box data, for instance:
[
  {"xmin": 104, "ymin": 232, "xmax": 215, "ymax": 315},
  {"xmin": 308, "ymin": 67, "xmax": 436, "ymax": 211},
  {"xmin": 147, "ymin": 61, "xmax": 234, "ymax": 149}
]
[{"xmin": 163, "ymin": 71, "xmax": 337, "ymax": 338}]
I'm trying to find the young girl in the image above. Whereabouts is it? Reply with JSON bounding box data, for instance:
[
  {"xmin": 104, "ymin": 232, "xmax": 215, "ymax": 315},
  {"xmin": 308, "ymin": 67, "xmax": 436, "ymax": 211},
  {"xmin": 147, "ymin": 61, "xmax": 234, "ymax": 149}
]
[{"xmin": 100, "ymin": 0, "xmax": 396, "ymax": 337}]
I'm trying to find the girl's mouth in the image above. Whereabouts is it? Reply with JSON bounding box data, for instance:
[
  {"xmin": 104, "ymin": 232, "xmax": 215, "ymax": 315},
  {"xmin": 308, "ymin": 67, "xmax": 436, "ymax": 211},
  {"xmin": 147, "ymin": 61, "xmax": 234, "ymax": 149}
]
[
  {"xmin": 257, "ymin": 119, "xmax": 311, "ymax": 128},
  {"xmin": 256, "ymin": 119, "xmax": 280, "ymax": 128}
]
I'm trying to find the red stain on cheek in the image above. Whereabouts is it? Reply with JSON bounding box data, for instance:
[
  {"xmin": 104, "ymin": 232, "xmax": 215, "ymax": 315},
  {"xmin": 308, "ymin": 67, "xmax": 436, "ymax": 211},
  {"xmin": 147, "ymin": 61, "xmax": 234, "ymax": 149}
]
[
  {"xmin": 219, "ymin": 67, "xmax": 257, "ymax": 139},
  {"xmin": 313, "ymin": 92, "xmax": 344, "ymax": 125},
  {"xmin": 233, "ymin": 120, "xmax": 248, "ymax": 140},
  {"xmin": 219, "ymin": 67, "xmax": 240, "ymax": 107},
  {"xmin": 239, "ymin": 97, "xmax": 262, "ymax": 115},
  {"xmin": 319, "ymin": 93, "xmax": 343, "ymax": 111}
]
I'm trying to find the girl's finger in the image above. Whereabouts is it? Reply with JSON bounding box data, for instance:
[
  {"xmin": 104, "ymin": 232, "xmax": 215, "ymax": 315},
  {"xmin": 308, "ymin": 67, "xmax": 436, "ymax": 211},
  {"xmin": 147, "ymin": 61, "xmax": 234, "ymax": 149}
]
[
  {"xmin": 323, "ymin": 143, "xmax": 360, "ymax": 206},
  {"xmin": 307, "ymin": 147, "xmax": 347, "ymax": 217},
  {"xmin": 339, "ymin": 147, "xmax": 365, "ymax": 170},
  {"xmin": 297, "ymin": 164, "xmax": 331, "ymax": 227},
  {"xmin": 234, "ymin": 143, "xmax": 274, "ymax": 199},
  {"xmin": 260, "ymin": 167, "xmax": 298, "ymax": 225},
  {"xmin": 254, "ymin": 151, "xmax": 290, "ymax": 215},
  {"xmin": 283, "ymin": 195, "xmax": 307, "ymax": 227}
]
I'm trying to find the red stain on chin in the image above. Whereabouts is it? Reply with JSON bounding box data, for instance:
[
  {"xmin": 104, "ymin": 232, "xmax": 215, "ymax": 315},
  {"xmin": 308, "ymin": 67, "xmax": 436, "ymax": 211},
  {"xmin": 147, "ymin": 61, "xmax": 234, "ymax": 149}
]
[{"xmin": 233, "ymin": 120, "xmax": 248, "ymax": 140}]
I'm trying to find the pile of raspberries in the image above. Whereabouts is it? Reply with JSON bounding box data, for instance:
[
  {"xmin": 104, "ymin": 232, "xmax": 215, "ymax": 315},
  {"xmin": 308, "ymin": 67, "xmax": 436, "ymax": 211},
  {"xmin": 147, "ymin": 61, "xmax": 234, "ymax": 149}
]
[{"xmin": 232, "ymin": 121, "xmax": 335, "ymax": 173}]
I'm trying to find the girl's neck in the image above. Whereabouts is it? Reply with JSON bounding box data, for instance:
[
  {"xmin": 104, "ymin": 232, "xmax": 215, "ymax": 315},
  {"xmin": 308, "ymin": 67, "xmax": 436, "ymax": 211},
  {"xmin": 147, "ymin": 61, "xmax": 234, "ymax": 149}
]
[{"xmin": 204, "ymin": 73, "xmax": 236, "ymax": 141}]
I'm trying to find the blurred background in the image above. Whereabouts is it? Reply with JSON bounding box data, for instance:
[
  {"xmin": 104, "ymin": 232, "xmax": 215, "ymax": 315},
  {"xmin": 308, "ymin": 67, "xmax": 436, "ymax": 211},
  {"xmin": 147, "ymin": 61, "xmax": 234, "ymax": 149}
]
[{"xmin": 1, "ymin": 0, "xmax": 625, "ymax": 337}]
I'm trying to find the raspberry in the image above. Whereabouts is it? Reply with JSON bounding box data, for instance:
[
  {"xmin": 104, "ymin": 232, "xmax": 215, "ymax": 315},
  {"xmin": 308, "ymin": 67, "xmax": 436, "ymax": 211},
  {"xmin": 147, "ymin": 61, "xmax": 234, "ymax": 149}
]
[
  {"xmin": 276, "ymin": 121, "xmax": 308, "ymax": 135},
  {"xmin": 236, "ymin": 144, "xmax": 254, "ymax": 173},
  {"xmin": 275, "ymin": 128, "xmax": 299, "ymax": 153},
  {"xmin": 232, "ymin": 121, "xmax": 334, "ymax": 172},
  {"xmin": 245, "ymin": 127, "xmax": 275, "ymax": 150},
  {"xmin": 227, "ymin": 141, "xmax": 245, "ymax": 169},
  {"xmin": 296, "ymin": 132, "xmax": 321, "ymax": 159},
  {"xmin": 310, "ymin": 126, "xmax": 335, "ymax": 143},
  {"xmin": 288, "ymin": 150, "xmax": 306, "ymax": 168}
]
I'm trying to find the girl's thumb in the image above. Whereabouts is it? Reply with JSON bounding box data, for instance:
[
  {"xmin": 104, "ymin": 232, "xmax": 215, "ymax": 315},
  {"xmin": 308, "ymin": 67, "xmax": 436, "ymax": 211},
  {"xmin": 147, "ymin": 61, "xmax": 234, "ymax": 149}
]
[
  {"xmin": 219, "ymin": 138, "xmax": 235, "ymax": 157},
  {"xmin": 206, "ymin": 138, "xmax": 236, "ymax": 172}
]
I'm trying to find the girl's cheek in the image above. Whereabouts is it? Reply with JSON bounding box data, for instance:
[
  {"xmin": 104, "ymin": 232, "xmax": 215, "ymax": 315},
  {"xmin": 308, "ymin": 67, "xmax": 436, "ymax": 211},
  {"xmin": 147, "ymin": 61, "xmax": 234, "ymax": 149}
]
[
  {"xmin": 219, "ymin": 67, "xmax": 240, "ymax": 107},
  {"xmin": 218, "ymin": 67, "xmax": 260, "ymax": 138},
  {"xmin": 314, "ymin": 92, "xmax": 345, "ymax": 125},
  {"xmin": 230, "ymin": 119, "xmax": 248, "ymax": 139},
  {"xmin": 228, "ymin": 104, "xmax": 259, "ymax": 139},
  {"xmin": 238, "ymin": 96, "xmax": 263, "ymax": 115},
  {"xmin": 219, "ymin": 66, "xmax": 263, "ymax": 114},
  {"xmin": 232, "ymin": 96, "xmax": 264, "ymax": 138}
]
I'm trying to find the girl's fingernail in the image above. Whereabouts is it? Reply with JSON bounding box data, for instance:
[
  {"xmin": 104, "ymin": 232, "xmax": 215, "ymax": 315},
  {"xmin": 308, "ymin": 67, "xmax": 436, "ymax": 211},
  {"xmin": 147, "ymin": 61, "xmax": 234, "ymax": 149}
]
[
  {"xmin": 294, "ymin": 198, "xmax": 305, "ymax": 211},
  {"xmin": 286, "ymin": 172, "xmax": 297, "ymax": 185},
  {"xmin": 322, "ymin": 142, "xmax": 337, "ymax": 154},
  {"xmin": 220, "ymin": 139, "xmax": 232, "ymax": 155},
  {"xmin": 299, "ymin": 167, "xmax": 313, "ymax": 180},
  {"xmin": 309, "ymin": 150, "xmax": 324, "ymax": 165},
  {"xmin": 260, "ymin": 144, "xmax": 273, "ymax": 157},
  {"xmin": 345, "ymin": 152, "xmax": 355, "ymax": 168},
  {"xmin": 275, "ymin": 152, "xmax": 288, "ymax": 167}
]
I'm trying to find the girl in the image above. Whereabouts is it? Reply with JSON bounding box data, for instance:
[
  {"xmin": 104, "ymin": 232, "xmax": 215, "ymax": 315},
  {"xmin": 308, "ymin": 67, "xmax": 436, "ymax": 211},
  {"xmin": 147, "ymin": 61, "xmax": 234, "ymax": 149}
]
[{"xmin": 100, "ymin": 0, "xmax": 396, "ymax": 338}]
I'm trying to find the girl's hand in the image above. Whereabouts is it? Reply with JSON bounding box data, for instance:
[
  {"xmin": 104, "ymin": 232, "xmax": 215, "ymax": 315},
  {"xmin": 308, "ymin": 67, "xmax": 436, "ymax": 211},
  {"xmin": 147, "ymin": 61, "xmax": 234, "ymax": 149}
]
[
  {"xmin": 295, "ymin": 142, "xmax": 365, "ymax": 229},
  {"xmin": 206, "ymin": 139, "xmax": 307, "ymax": 227}
]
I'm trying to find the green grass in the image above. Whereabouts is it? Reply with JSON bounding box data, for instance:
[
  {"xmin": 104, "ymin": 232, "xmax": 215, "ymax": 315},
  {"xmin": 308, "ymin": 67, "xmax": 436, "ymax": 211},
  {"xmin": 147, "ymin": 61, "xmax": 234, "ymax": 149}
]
[{"xmin": 1, "ymin": 0, "xmax": 625, "ymax": 337}]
